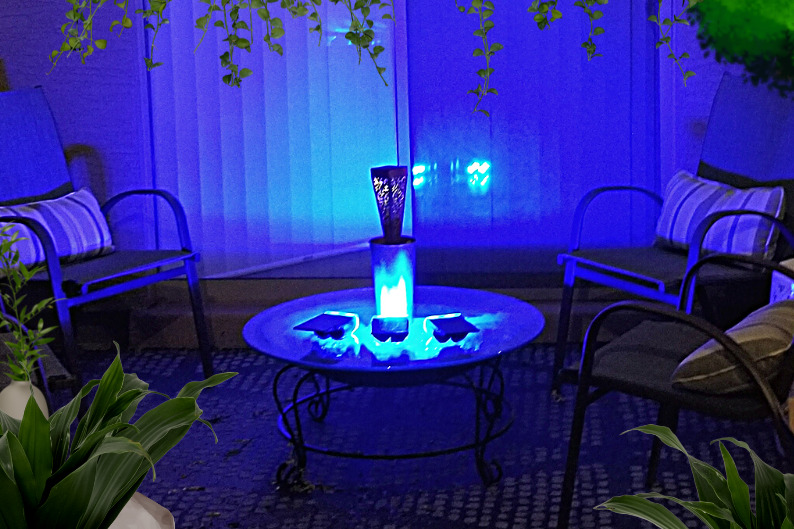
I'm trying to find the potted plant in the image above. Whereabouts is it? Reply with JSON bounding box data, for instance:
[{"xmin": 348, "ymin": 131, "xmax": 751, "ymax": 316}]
[
  {"xmin": 0, "ymin": 225, "xmax": 57, "ymax": 419},
  {"xmin": 0, "ymin": 351, "xmax": 236, "ymax": 528},
  {"xmin": 597, "ymin": 424, "xmax": 794, "ymax": 528}
]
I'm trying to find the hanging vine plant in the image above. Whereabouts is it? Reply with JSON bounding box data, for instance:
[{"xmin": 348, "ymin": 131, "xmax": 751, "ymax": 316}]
[
  {"xmin": 50, "ymin": 0, "xmax": 700, "ymax": 112},
  {"xmin": 688, "ymin": 0, "xmax": 794, "ymax": 95}
]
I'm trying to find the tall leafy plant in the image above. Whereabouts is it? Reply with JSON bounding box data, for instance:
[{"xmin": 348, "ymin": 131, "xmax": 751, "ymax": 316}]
[
  {"xmin": 0, "ymin": 226, "xmax": 56, "ymax": 382},
  {"xmin": 0, "ymin": 352, "xmax": 236, "ymax": 528},
  {"xmin": 597, "ymin": 425, "xmax": 794, "ymax": 529}
]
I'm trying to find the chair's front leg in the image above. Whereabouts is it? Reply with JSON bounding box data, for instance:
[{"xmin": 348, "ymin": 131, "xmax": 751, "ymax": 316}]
[
  {"xmin": 557, "ymin": 380, "xmax": 591, "ymax": 529},
  {"xmin": 185, "ymin": 257, "xmax": 214, "ymax": 378},
  {"xmin": 552, "ymin": 262, "xmax": 577, "ymax": 397},
  {"xmin": 53, "ymin": 297, "xmax": 82, "ymax": 391}
]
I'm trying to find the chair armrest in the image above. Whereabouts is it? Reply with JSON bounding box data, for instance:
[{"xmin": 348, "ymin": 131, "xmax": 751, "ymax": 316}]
[
  {"xmin": 580, "ymin": 300, "xmax": 789, "ymax": 442},
  {"xmin": 101, "ymin": 189, "xmax": 193, "ymax": 252},
  {"xmin": 569, "ymin": 186, "xmax": 663, "ymax": 252},
  {"xmin": 686, "ymin": 210, "xmax": 794, "ymax": 270},
  {"xmin": 0, "ymin": 216, "xmax": 67, "ymax": 299},
  {"xmin": 679, "ymin": 251, "xmax": 794, "ymax": 314}
]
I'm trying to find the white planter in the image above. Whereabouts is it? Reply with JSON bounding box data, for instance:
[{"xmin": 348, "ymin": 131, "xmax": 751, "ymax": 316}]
[
  {"xmin": 0, "ymin": 380, "xmax": 48, "ymax": 419},
  {"xmin": 110, "ymin": 492, "xmax": 175, "ymax": 529}
]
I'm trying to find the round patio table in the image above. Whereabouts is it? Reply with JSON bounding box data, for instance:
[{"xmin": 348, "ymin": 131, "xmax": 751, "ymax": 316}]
[{"xmin": 243, "ymin": 286, "xmax": 544, "ymax": 489}]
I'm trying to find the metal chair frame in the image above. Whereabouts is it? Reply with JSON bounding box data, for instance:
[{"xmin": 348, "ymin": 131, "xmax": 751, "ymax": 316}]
[{"xmin": 556, "ymin": 249, "xmax": 794, "ymax": 529}]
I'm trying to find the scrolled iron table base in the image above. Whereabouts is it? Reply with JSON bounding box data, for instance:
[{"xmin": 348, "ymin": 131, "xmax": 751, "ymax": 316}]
[{"xmin": 271, "ymin": 358, "xmax": 511, "ymax": 492}]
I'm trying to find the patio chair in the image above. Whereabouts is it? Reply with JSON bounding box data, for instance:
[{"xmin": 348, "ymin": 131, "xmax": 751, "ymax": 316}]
[
  {"xmin": 556, "ymin": 248, "xmax": 794, "ymax": 529},
  {"xmin": 552, "ymin": 73, "xmax": 794, "ymax": 392},
  {"xmin": 0, "ymin": 87, "xmax": 214, "ymax": 386}
]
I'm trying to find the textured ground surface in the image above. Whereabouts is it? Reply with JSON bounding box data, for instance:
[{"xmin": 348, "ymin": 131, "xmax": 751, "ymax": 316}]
[{"xmin": 55, "ymin": 346, "xmax": 788, "ymax": 529}]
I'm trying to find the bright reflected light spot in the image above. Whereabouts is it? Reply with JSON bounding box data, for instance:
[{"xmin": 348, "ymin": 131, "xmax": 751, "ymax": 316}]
[
  {"xmin": 466, "ymin": 160, "xmax": 492, "ymax": 195},
  {"xmin": 373, "ymin": 249, "xmax": 413, "ymax": 319},
  {"xmin": 412, "ymin": 165, "xmax": 426, "ymax": 176},
  {"xmin": 413, "ymin": 175, "xmax": 425, "ymax": 188},
  {"xmin": 380, "ymin": 276, "xmax": 408, "ymax": 317}
]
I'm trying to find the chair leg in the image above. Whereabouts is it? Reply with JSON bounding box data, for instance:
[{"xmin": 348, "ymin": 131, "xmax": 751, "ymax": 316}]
[
  {"xmin": 54, "ymin": 298, "xmax": 83, "ymax": 392},
  {"xmin": 185, "ymin": 259, "xmax": 214, "ymax": 378},
  {"xmin": 552, "ymin": 264, "xmax": 576, "ymax": 396},
  {"xmin": 557, "ymin": 383, "xmax": 590, "ymax": 529},
  {"xmin": 645, "ymin": 405, "xmax": 679, "ymax": 490}
]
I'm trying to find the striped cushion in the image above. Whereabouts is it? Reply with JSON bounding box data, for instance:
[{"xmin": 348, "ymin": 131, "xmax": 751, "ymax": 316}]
[
  {"xmin": 655, "ymin": 170, "xmax": 785, "ymax": 259},
  {"xmin": 0, "ymin": 188, "xmax": 114, "ymax": 266},
  {"xmin": 671, "ymin": 300, "xmax": 794, "ymax": 394}
]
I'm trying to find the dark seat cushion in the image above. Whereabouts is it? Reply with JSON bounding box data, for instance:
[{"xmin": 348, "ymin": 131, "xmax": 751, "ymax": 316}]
[
  {"xmin": 566, "ymin": 320, "xmax": 777, "ymax": 421},
  {"xmin": 33, "ymin": 250, "xmax": 194, "ymax": 297},
  {"xmin": 560, "ymin": 246, "xmax": 764, "ymax": 290}
]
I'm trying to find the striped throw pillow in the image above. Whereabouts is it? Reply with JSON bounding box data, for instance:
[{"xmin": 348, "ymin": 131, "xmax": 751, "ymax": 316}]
[
  {"xmin": 655, "ymin": 170, "xmax": 785, "ymax": 259},
  {"xmin": 671, "ymin": 300, "xmax": 794, "ymax": 394},
  {"xmin": 0, "ymin": 188, "xmax": 114, "ymax": 266}
]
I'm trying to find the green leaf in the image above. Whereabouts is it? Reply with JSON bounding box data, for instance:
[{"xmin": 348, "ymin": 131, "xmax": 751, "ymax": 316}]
[
  {"xmin": 35, "ymin": 457, "xmax": 98, "ymax": 529},
  {"xmin": 718, "ymin": 443, "xmax": 753, "ymax": 529},
  {"xmin": 49, "ymin": 379, "xmax": 100, "ymax": 472},
  {"xmin": 18, "ymin": 394, "xmax": 52, "ymax": 506},
  {"xmin": 634, "ymin": 493, "xmax": 737, "ymax": 527},
  {"xmin": 6, "ymin": 432, "xmax": 38, "ymax": 510},
  {"xmin": 240, "ymin": 68, "xmax": 253, "ymax": 78},
  {"xmin": 74, "ymin": 354, "xmax": 125, "ymax": 448},
  {"xmin": 0, "ymin": 444, "xmax": 26, "ymax": 529},
  {"xmin": 719, "ymin": 437, "xmax": 788, "ymax": 529},
  {"xmin": 176, "ymin": 372, "xmax": 236, "ymax": 400},
  {"xmin": 596, "ymin": 495, "xmax": 690, "ymax": 529}
]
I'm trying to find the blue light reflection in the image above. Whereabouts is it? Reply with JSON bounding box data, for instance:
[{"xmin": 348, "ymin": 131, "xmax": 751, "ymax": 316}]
[{"xmin": 305, "ymin": 312, "xmax": 503, "ymax": 362}]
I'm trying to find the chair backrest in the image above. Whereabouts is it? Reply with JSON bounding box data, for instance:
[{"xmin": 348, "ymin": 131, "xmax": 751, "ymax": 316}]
[
  {"xmin": 698, "ymin": 73, "xmax": 794, "ymax": 258},
  {"xmin": 0, "ymin": 88, "xmax": 73, "ymax": 206}
]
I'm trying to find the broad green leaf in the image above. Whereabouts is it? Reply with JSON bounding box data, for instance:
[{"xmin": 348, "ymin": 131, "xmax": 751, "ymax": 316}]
[
  {"xmin": 176, "ymin": 372, "xmax": 236, "ymax": 399},
  {"xmin": 784, "ymin": 474, "xmax": 794, "ymax": 521},
  {"xmin": 0, "ymin": 434, "xmax": 14, "ymax": 482},
  {"xmin": 0, "ymin": 462, "xmax": 25, "ymax": 529},
  {"xmin": 596, "ymin": 495, "xmax": 690, "ymax": 529},
  {"xmin": 75, "ymin": 354, "xmax": 125, "ymax": 447},
  {"xmin": 35, "ymin": 458, "xmax": 97, "ymax": 529},
  {"xmin": 97, "ymin": 475, "xmax": 146, "ymax": 529},
  {"xmin": 626, "ymin": 426, "xmax": 730, "ymax": 511},
  {"xmin": 49, "ymin": 379, "xmax": 101, "ymax": 472},
  {"xmin": 18, "ymin": 395, "xmax": 52, "ymax": 506},
  {"xmin": 0, "ymin": 408, "xmax": 20, "ymax": 437},
  {"xmin": 7, "ymin": 432, "xmax": 39, "ymax": 509},
  {"xmin": 718, "ymin": 442, "xmax": 752, "ymax": 528},
  {"xmin": 47, "ymin": 422, "xmax": 138, "ymax": 487},
  {"xmin": 636, "ymin": 493, "xmax": 736, "ymax": 528},
  {"xmin": 719, "ymin": 437, "xmax": 787, "ymax": 529},
  {"xmin": 80, "ymin": 398, "xmax": 204, "ymax": 528}
]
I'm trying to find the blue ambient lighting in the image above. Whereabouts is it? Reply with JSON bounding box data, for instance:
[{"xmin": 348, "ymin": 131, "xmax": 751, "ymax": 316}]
[{"xmin": 306, "ymin": 312, "xmax": 503, "ymax": 362}]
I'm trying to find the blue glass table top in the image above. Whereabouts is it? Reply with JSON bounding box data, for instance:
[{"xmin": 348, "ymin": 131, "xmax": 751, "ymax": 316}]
[{"xmin": 243, "ymin": 286, "xmax": 544, "ymax": 386}]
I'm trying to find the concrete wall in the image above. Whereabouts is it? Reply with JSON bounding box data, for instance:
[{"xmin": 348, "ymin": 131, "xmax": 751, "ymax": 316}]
[{"xmin": 0, "ymin": 0, "xmax": 154, "ymax": 247}]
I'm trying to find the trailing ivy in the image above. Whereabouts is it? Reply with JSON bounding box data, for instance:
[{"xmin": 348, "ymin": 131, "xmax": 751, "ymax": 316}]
[
  {"xmin": 51, "ymin": 0, "xmax": 394, "ymax": 87},
  {"xmin": 456, "ymin": 0, "xmax": 502, "ymax": 117},
  {"xmin": 649, "ymin": 0, "xmax": 698, "ymax": 86},
  {"xmin": 50, "ymin": 0, "xmax": 709, "ymax": 110},
  {"xmin": 574, "ymin": 0, "xmax": 608, "ymax": 61}
]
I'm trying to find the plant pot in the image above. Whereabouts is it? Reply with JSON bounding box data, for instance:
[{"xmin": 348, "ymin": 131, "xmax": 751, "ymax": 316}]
[
  {"xmin": 0, "ymin": 380, "xmax": 48, "ymax": 419},
  {"xmin": 370, "ymin": 236, "xmax": 416, "ymax": 319},
  {"xmin": 110, "ymin": 492, "xmax": 175, "ymax": 529}
]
